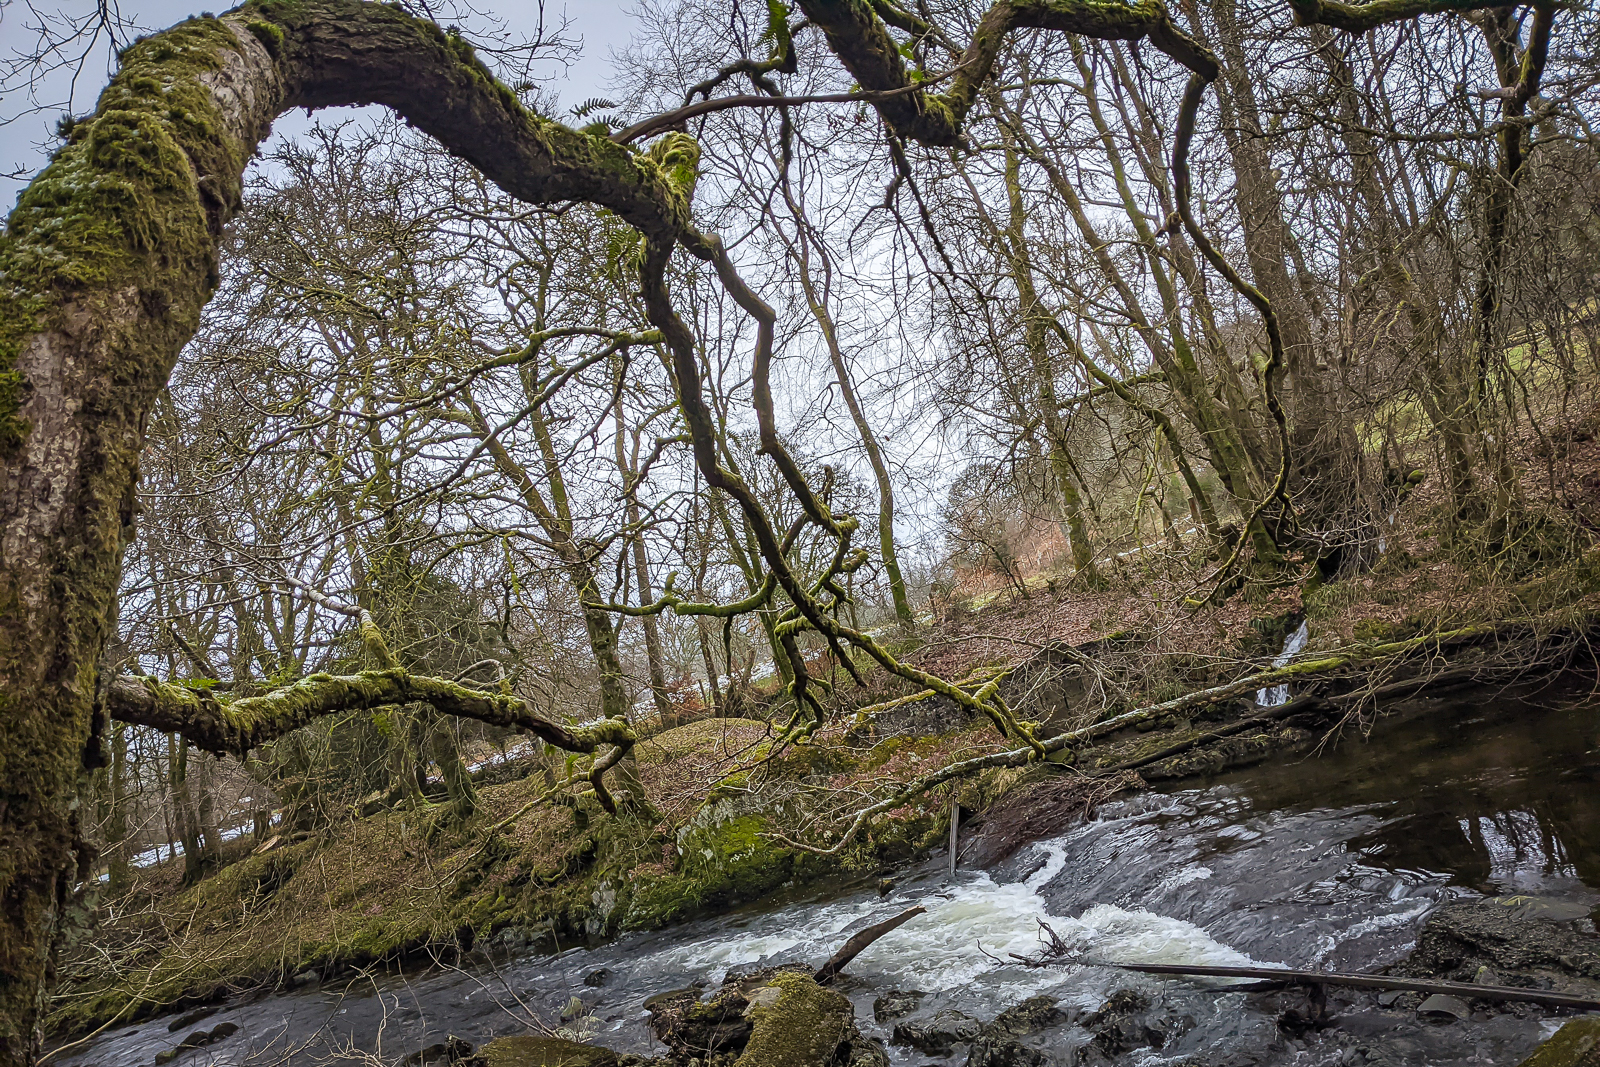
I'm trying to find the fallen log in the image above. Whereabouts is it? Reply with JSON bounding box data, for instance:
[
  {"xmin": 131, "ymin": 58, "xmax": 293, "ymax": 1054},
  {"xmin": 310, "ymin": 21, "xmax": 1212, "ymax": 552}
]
[
  {"xmin": 1054, "ymin": 960, "xmax": 1600, "ymax": 1011},
  {"xmin": 814, "ymin": 905, "xmax": 926, "ymax": 984}
]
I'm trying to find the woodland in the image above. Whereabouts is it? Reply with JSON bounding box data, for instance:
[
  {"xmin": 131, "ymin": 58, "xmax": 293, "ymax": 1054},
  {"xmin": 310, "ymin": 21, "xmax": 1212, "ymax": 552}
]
[{"xmin": 1, "ymin": 0, "xmax": 1599, "ymax": 1063}]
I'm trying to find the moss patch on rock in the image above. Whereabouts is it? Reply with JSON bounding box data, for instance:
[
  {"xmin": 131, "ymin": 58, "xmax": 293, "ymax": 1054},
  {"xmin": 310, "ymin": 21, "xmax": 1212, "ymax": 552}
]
[
  {"xmin": 473, "ymin": 1035, "xmax": 619, "ymax": 1067},
  {"xmin": 736, "ymin": 971, "xmax": 855, "ymax": 1067}
]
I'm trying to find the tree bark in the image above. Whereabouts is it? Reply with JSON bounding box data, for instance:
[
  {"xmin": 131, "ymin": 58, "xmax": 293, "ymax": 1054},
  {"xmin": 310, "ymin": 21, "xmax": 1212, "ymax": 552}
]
[{"xmin": 0, "ymin": 8, "xmax": 692, "ymax": 1056}]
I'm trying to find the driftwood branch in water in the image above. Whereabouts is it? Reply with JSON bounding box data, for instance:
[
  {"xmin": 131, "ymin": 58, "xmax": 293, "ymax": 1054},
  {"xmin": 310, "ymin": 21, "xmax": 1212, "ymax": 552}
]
[
  {"xmin": 1045, "ymin": 961, "xmax": 1600, "ymax": 1011},
  {"xmin": 814, "ymin": 906, "xmax": 926, "ymax": 984}
]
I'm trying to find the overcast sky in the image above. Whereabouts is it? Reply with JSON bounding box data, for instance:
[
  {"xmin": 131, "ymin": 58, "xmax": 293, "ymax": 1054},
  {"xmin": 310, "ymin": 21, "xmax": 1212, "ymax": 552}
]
[{"xmin": 0, "ymin": 0, "xmax": 640, "ymax": 209}]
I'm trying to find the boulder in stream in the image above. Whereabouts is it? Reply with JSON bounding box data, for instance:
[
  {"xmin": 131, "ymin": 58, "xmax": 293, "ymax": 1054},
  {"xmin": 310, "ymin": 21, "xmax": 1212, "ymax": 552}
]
[
  {"xmin": 737, "ymin": 971, "xmax": 885, "ymax": 1067},
  {"xmin": 1395, "ymin": 899, "xmax": 1600, "ymax": 999},
  {"xmin": 470, "ymin": 1036, "xmax": 618, "ymax": 1067},
  {"xmin": 871, "ymin": 989, "xmax": 924, "ymax": 1023},
  {"xmin": 891, "ymin": 1009, "xmax": 983, "ymax": 1054},
  {"xmin": 646, "ymin": 965, "xmax": 884, "ymax": 1066},
  {"xmin": 1074, "ymin": 989, "xmax": 1171, "ymax": 1064},
  {"xmin": 965, "ymin": 996, "xmax": 1067, "ymax": 1067},
  {"xmin": 1514, "ymin": 1018, "xmax": 1600, "ymax": 1067}
]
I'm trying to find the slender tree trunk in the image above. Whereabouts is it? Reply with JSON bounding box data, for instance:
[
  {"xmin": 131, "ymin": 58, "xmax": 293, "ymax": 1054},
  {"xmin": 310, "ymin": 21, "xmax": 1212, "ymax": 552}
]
[
  {"xmin": 105, "ymin": 724, "xmax": 132, "ymax": 896},
  {"xmin": 785, "ymin": 219, "xmax": 915, "ymax": 622},
  {"xmin": 999, "ymin": 144, "xmax": 1102, "ymax": 584}
]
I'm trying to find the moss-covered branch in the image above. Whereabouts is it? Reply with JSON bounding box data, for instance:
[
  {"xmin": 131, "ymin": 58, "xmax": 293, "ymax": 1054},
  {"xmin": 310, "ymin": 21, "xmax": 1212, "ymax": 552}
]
[
  {"xmin": 775, "ymin": 622, "xmax": 1504, "ymax": 855},
  {"xmin": 1286, "ymin": 0, "xmax": 1513, "ymax": 31},
  {"xmin": 795, "ymin": 0, "xmax": 1217, "ymax": 146},
  {"xmin": 107, "ymin": 670, "xmax": 633, "ymax": 762}
]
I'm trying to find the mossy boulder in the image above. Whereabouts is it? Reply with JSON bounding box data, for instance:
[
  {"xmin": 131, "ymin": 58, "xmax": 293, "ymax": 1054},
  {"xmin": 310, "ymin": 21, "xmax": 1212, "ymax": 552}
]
[
  {"xmin": 736, "ymin": 971, "xmax": 868, "ymax": 1067},
  {"xmin": 472, "ymin": 1034, "xmax": 619, "ymax": 1066},
  {"xmin": 1516, "ymin": 1019, "xmax": 1600, "ymax": 1067}
]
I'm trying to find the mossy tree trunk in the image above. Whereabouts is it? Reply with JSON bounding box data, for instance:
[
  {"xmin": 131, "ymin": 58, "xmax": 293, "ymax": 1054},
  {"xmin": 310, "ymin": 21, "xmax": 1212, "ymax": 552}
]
[{"xmin": 0, "ymin": 4, "xmax": 691, "ymax": 1059}]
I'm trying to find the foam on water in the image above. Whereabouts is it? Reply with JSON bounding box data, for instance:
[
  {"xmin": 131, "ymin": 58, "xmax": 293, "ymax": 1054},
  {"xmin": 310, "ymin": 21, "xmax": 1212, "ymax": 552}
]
[{"xmin": 641, "ymin": 839, "xmax": 1272, "ymax": 1008}]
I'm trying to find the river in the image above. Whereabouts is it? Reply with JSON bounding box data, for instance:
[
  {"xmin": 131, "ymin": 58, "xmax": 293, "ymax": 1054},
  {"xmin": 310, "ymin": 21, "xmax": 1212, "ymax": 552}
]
[{"xmin": 52, "ymin": 678, "xmax": 1600, "ymax": 1066}]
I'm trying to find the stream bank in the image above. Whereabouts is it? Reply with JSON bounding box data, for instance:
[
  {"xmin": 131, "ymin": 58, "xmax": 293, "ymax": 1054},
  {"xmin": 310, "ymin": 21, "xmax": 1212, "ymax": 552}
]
[{"xmin": 49, "ymin": 675, "xmax": 1600, "ymax": 1066}]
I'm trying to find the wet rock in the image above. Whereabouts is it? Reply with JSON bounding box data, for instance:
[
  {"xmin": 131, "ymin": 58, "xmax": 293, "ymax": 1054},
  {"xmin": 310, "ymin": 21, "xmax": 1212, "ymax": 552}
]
[
  {"xmin": 1490, "ymin": 896, "xmax": 1595, "ymax": 923},
  {"xmin": 647, "ymin": 964, "xmax": 883, "ymax": 1066},
  {"xmin": 152, "ymin": 1021, "xmax": 241, "ymax": 1066},
  {"xmin": 964, "ymin": 995, "xmax": 1067, "ymax": 1066},
  {"xmin": 1396, "ymin": 900, "xmax": 1600, "ymax": 998},
  {"xmin": 1401, "ymin": 908, "xmax": 1600, "ymax": 979},
  {"xmin": 1075, "ymin": 990, "xmax": 1168, "ymax": 1064},
  {"xmin": 406, "ymin": 1036, "xmax": 473, "ymax": 1064},
  {"xmin": 871, "ymin": 989, "xmax": 924, "ymax": 1023},
  {"xmin": 166, "ymin": 1006, "xmax": 217, "ymax": 1032},
  {"xmin": 471, "ymin": 1035, "xmax": 618, "ymax": 1066},
  {"xmin": 891, "ymin": 1009, "xmax": 983, "ymax": 1054},
  {"xmin": 1515, "ymin": 1018, "xmax": 1600, "ymax": 1066},
  {"xmin": 984, "ymin": 996, "xmax": 1066, "ymax": 1038},
  {"xmin": 735, "ymin": 971, "xmax": 865, "ymax": 1067},
  {"xmin": 968, "ymin": 1039, "xmax": 1049, "ymax": 1067},
  {"xmin": 645, "ymin": 985, "xmax": 754, "ymax": 1056},
  {"xmin": 583, "ymin": 967, "xmax": 613, "ymax": 987},
  {"xmin": 645, "ymin": 965, "xmax": 825, "ymax": 1060},
  {"xmin": 1416, "ymin": 994, "xmax": 1470, "ymax": 1022}
]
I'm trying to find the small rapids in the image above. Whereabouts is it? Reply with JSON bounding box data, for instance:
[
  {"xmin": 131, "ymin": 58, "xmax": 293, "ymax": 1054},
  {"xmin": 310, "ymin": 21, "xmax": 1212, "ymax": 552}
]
[{"xmin": 54, "ymin": 686, "xmax": 1600, "ymax": 1066}]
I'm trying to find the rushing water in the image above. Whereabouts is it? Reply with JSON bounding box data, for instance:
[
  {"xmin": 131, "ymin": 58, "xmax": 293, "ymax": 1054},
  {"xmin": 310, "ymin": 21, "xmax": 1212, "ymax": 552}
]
[{"xmin": 55, "ymin": 681, "xmax": 1600, "ymax": 1066}]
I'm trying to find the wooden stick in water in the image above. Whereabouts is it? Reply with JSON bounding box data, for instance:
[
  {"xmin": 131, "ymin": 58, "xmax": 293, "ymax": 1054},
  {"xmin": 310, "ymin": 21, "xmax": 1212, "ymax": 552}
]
[
  {"xmin": 815, "ymin": 905, "xmax": 927, "ymax": 985},
  {"xmin": 1068, "ymin": 961, "xmax": 1600, "ymax": 1011}
]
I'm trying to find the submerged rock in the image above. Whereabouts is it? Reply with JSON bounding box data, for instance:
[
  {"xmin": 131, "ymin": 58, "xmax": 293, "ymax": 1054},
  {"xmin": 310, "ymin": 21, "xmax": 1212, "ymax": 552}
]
[{"xmin": 965, "ymin": 996, "xmax": 1067, "ymax": 1067}]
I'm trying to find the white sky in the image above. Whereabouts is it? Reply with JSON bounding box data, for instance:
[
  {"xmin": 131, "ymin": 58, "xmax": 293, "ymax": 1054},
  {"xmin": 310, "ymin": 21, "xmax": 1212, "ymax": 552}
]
[{"xmin": 0, "ymin": 0, "xmax": 640, "ymax": 209}]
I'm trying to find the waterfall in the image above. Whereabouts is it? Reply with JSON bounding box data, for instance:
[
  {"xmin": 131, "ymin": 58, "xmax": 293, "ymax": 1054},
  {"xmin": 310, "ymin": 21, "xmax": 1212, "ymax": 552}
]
[{"xmin": 1256, "ymin": 619, "xmax": 1308, "ymax": 706}]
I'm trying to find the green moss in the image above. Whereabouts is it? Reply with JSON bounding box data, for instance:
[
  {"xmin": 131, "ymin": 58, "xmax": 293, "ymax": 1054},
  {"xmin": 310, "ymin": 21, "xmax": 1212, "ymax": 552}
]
[
  {"xmin": 0, "ymin": 13, "xmax": 246, "ymax": 455},
  {"xmin": 244, "ymin": 19, "xmax": 284, "ymax": 55},
  {"xmin": 736, "ymin": 972, "xmax": 853, "ymax": 1067},
  {"xmin": 1516, "ymin": 1018, "xmax": 1600, "ymax": 1067},
  {"xmin": 476, "ymin": 1036, "xmax": 619, "ymax": 1067}
]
